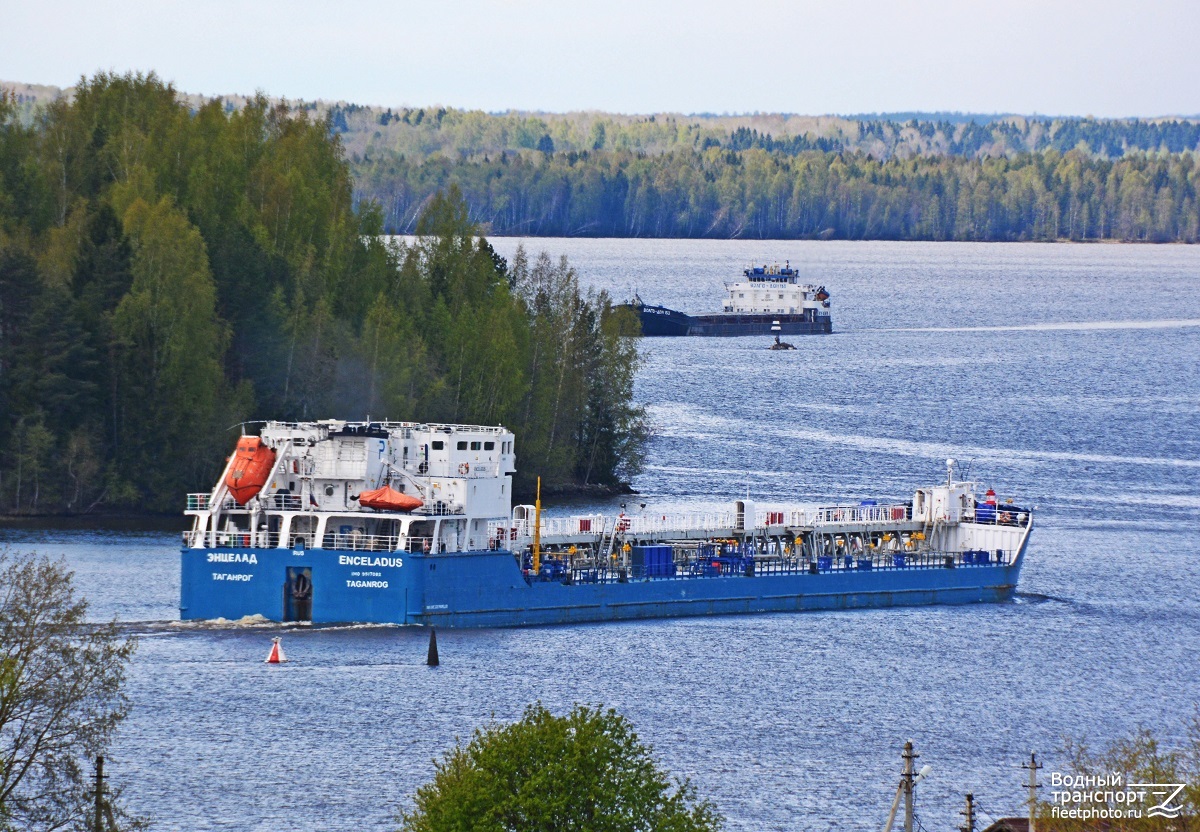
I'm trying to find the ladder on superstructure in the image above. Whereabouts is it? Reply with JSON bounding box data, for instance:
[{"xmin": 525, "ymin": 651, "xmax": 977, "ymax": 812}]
[{"xmin": 599, "ymin": 515, "xmax": 627, "ymax": 562}]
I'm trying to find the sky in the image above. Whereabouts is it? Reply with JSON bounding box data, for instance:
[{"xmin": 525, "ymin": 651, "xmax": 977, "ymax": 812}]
[{"xmin": 5, "ymin": 0, "xmax": 1200, "ymax": 118}]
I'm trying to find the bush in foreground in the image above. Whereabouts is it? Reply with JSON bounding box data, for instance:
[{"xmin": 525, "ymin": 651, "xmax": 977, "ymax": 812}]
[
  {"xmin": 0, "ymin": 550, "xmax": 139, "ymax": 831},
  {"xmin": 399, "ymin": 703, "xmax": 721, "ymax": 832}
]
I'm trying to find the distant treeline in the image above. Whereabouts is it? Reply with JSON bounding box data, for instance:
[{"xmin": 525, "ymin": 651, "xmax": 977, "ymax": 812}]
[
  {"xmin": 332, "ymin": 102, "xmax": 1200, "ymax": 242},
  {"xmin": 10, "ymin": 82, "xmax": 1199, "ymax": 242},
  {"xmin": 0, "ymin": 73, "xmax": 646, "ymax": 515},
  {"xmin": 324, "ymin": 102, "xmax": 1200, "ymax": 162},
  {"xmin": 356, "ymin": 147, "xmax": 1200, "ymax": 242}
]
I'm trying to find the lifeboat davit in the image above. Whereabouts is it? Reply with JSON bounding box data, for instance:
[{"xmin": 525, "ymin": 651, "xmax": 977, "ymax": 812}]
[
  {"xmin": 357, "ymin": 485, "xmax": 423, "ymax": 512},
  {"xmin": 225, "ymin": 436, "xmax": 276, "ymax": 505}
]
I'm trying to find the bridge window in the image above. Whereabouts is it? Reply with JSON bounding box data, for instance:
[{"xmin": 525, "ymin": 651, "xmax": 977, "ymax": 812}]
[
  {"xmin": 457, "ymin": 441, "xmax": 467, "ymax": 450},
  {"xmin": 470, "ymin": 441, "xmax": 481, "ymax": 450},
  {"xmin": 484, "ymin": 441, "xmax": 495, "ymax": 450},
  {"xmin": 432, "ymin": 440, "xmax": 444, "ymax": 451}
]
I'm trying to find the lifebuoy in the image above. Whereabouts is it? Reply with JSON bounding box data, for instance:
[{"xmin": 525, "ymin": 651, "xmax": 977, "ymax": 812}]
[{"xmin": 458, "ymin": 462, "xmax": 470, "ymax": 475}]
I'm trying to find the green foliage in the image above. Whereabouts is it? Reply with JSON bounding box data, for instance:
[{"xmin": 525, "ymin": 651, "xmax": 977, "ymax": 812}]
[
  {"xmin": 361, "ymin": 189, "xmax": 647, "ymax": 493},
  {"xmin": 511, "ymin": 250, "xmax": 647, "ymax": 488},
  {"xmin": 0, "ymin": 550, "xmax": 141, "ymax": 831},
  {"xmin": 339, "ymin": 103, "xmax": 1200, "ymax": 164},
  {"xmin": 317, "ymin": 98, "xmax": 1199, "ymax": 241},
  {"xmin": 12, "ymin": 83, "xmax": 1200, "ymax": 242},
  {"xmin": 111, "ymin": 196, "xmax": 231, "ymax": 504},
  {"xmin": 356, "ymin": 145, "xmax": 1200, "ymax": 241},
  {"xmin": 398, "ymin": 703, "xmax": 722, "ymax": 832},
  {"xmin": 0, "ymin": 73, "xmax": 647, "ymax": 512},
  {"xmin": 1038, "ymin": 714, "xmax": 1200, "ymax": 832}
]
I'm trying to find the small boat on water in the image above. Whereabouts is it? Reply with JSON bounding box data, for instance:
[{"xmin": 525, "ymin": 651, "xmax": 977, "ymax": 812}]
[
  {"xmin": 622, "ymin": 262, "xmax": 832, "ymax": 336},
  {"xmin": 181, "ymin": 420, "xmax": 1032, "ymax": 628}
]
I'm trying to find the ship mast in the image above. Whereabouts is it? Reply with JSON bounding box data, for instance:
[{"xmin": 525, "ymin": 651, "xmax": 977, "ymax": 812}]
[{"xmin": 533, "ymin": 476, "xmax": 542, "ymax": 574}]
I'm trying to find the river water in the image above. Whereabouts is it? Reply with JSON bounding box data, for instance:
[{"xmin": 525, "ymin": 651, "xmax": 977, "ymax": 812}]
[{"xmin": 3, "ymin": 240, "xmax": 1199, "ymax": 831}]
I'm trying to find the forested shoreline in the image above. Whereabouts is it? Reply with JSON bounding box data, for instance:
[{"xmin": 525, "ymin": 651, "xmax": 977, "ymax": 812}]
[
  {"xmin": 358, "ymin": 148, "xmax": 1199, "ymax": 242},
  {"xmin": 340, "ymin": 102, "xmax": 1200, "ymax": 242},
  {"xmin": 8, "ymin": 80, "xmax": 1199, "ymax": 242},
  {"xmin": 0, "ymin": 73, "xmax": 646, "ymax": 516}
]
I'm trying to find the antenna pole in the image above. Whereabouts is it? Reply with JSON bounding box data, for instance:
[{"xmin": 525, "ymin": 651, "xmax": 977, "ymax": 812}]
[
  {"xmin": 1023, "ymin": 752, "xmax": 1042, "ymax": 832},
  {"xmin": 532, "ymin": 476, "xmax": 541, "ymax": 574}
]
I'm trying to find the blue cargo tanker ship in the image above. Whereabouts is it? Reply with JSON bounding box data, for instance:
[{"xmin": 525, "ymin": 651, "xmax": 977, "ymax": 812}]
[{"xmin": 181, "ymin": 420, "xmax": 1031, "ymax": 628}]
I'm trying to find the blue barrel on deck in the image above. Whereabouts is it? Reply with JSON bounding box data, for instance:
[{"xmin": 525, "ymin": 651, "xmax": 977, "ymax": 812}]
[
  {"xmin": 817, "ymin": 556, "xmax": 833, "ymax": 571},
  {"xmin": 893, "ymin": 555, "xmax": 907, "ymax": 568}
]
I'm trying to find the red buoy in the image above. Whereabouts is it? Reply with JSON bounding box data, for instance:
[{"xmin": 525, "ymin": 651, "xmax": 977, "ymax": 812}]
[{"xmin": 265, "ymin": 636, "xmax": 287, "ymax": 664}]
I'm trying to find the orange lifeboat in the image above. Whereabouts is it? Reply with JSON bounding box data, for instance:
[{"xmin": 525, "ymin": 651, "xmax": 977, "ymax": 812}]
[
  {"xmin": 357, "ymin": 485, "xmax": 423, "ymax": 512},
  {"xmin": 225, "ymin": 436, "xmax": 276, "ymax": 505}
]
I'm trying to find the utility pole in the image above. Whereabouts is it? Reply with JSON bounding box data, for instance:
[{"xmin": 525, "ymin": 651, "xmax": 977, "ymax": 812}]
[
  {"xmin": 902, "ymin": 741, "xmax": 918, "ymax": 832},
  {"xmin": 1023, "ymin": 752, "xmax": 1042, "ymax": 832},
  {"xmin": 883, "ymin": 741, "xmax": 930, "ymax": 832},
  {"xmin": 960, "ymin": 793, "xmax": 976, "ymax": 832},
  {"xmin": 93, "ymin": 756, "xmax": 105, "ymax": 832}
]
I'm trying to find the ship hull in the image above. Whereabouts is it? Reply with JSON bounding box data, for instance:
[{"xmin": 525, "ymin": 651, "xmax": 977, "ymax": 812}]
[
  {"xmin": 624, "ymin": 304, "xmax": 832, "ymax": 336},
  {"xmin": 181, "ymin": 532, "xmax": 1025, "ymax": 628}
]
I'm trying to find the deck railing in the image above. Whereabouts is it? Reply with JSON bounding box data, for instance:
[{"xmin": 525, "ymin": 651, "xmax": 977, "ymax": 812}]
[
  {"xmin": 807, "ymin": 504, "xmax": 911, "ymax": 525},
  {"xmin": 322, "ymin": 532, "xmax": 400, "ymax": 551},
  {"xmin": 534, "ymin": 548, "xmax": 1012, "ymax": 584},
  {"xmin": 186, "ymin": 493, "xmax": 239, "ymax": 512},
  {"xmin": 492, "ymin": 502, "xmax": 917, "ymax": 543},
  {"xmin": 966, "ymin": 507, "xmax": 1031, "ymax": 527}
]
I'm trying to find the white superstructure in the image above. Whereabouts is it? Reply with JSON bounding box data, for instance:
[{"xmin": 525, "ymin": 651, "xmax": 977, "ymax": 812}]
[
  {"xmin": 721, "ymin": 263, "xmax": 831, "ymax": 317},
  {"xmin": 185, "ymin": 420, "xmax": 516, "ymax": 554}
]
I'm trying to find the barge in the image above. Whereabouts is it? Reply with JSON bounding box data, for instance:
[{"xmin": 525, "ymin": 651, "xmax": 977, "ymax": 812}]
[
  {"xmin": 181, "ymin": 420, "xmax": 1031, "ymax": 628},
  {"xmin": 623, "ymin": 263, "xmax": 832, "ymax": 336}
]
